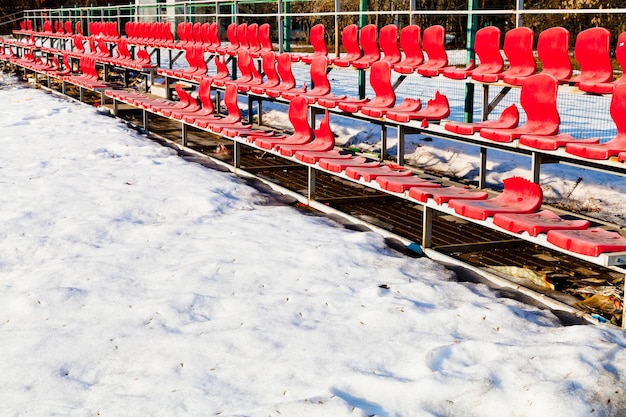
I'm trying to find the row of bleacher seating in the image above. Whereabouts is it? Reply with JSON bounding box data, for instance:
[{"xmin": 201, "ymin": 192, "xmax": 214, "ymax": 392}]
[
  {"xmin": 13, "ymin": 19, "xmax": 626, "ymax": 95},
  {"xmin": 100, "ymin": 81, "xmax": 626, "ymax": 260},
  {"xmin": 5, "ymin": 23, "xmax": 626, "ymax": 260}
]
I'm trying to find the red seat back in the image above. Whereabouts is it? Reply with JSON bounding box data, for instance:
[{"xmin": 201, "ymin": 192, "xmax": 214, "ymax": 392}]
[
  {"xmin": 473, "ymin": 26, "xmax": 503, "ymax": 75},
  {"xmin": 200, "ymin": 22, "xmax": 211, "ymax": 45},
  {"xmin": 422, "ymin": 25, "xmax": 447, "ymax": 66},
  {"xmin": 258, "ymin": 23, "xmax": 273, "ymax": 52},
  {"xmin": 226, "ymin": 23, "xmax": 238, "ymax": 47},
  {"xmin": 261, "ymin": 51, "xmax": 280, "ymax": 85},
  {"xmin": 369, "ymin": 60, "xmax": 395, "ymax": 107},
  {"xmin": 611, "ymin": 83, "xmax": 626, "ymax": 137},
  {"xmin": 309, "ymin": 23, "xmax": 328, "ymax": 56},
  {"xmin": 192, "ymin": 22, "xmax": 202, "ymax": 44},
  {"xmin": 276, "ymin": 53, "xmax": 296, "ymax": 88},
  {"xmin": 309, "ymin": 55, "xmax": 331, "ymax": 94},
  {"xmin": 213, "ymin": 55, "xmax": 230, "ymax": 78},
  {"xmin": 223, "ymin": 84, "xmax": 242, "ymax": 122},
  {"xmin": 573, "ymin": 27, "xmax": 613, "ymax": 83},
  {"xmin": 288, "ymin": 96, "xmax": 313, "ymax": 142},
  {"xmin": 208, "ymin": 22, "xmax": 220, "ymax": 48},
  {"xmin": 198, "ymin": 79, "xmax": 214, "ymax": 113},
  {"xmin": 236, "ymin": 49, "xmax": 253, "ymax": 82},
  {"xmin": 379, "ymin": 24, "xmax": 401, "ymax": 64},
  {"xmin": 237, "ymin": 23, "xmax": 249, "ymax": 49},
  {"xmin": 399, "ymin": 24, "xmax": 423, "ymax": 65},
  {"xmin": 503, "ymin": 27, "xmax": 535, "ymax": 75},
  {"xmin": 247, "ymin": 23, "xmax": 261, "ymax": 52},
  {"xmin": 341, "ymin": 24, "xmax": 361, "ymax": 59},
  {"xmin": 358, "ymin": 24, "xmax": 380, "ymax": 61},
  {"xmin": 520, "ymin": 73, "xmax": 560, "ymax": 131},
  {"xmin": 615, "ymin": 31, "xmax": 626, "ymax": 80},
  {"xmin": 537, "ymin": 27, "xmax": 572, "ymax": 81}
]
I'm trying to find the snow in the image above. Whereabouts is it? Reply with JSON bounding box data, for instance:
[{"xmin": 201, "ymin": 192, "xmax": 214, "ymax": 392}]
[{"xmin": 1, "ymin": 76, "xmax": 626, "ymax": 417}]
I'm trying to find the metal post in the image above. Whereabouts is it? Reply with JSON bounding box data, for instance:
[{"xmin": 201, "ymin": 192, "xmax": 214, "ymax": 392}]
[
  {"xmin": 397, "ymin": 125, "xmax": 405, "ymax": 166},
  {"xmin": 422, "ymin": 206, "xmax": 433, "ymax": 248},
  {"xmin": 380, "ymin": 125, "xmax": 387, "ymax": 161},
  {"xmin": 531, "ymin": 153, "xmax": 542, "ymax": 184},
  {"xmin": 334, "ymin": 0, "xmax": 340, "ymax": 58},
  {"xmin": 284, "ymin": 0, "xmax": 291, "ymax": 53},
  {"xmin": 308, "ymin": 166, "xmax": 316, "ymax": 202},
  {"xmin": 463, "ymin": 0, "xmax": 479, "ymax": 123},
  {"xmin": 181, "ymin": 123, "xmax": 188, "ymax": 147},
  {"xmin": 277, "ymin": 0, "xmax": 284, "ymax": 54},
  {"xmin": 233, "ymin": 141, "xmax": 241, "ymax": 169},
  {"xmin": 516, "ymin": 0, "xmax": 524, "ymax": 27},
  {"xmin": 358, "ymin": 0, "xmax": 367, "ymax": 99},
  {"xmin": 479, "ymin": 147, "xmax": 487, "ymax": 189}
]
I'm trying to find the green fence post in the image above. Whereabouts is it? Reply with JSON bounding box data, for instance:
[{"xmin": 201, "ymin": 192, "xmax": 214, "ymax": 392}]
[
  {"xmin": 358, "ymin": 0, "xmax": 367, "ymax": 99},
  {"xmin": 284, "ymin": 0, "xmax": 291, "ymax": 53},
  {"xmin": 463, "ymin": 0, "xmax": 478, "ymax": 123}
]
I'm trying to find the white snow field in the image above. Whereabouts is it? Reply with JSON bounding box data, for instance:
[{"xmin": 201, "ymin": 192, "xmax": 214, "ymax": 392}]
[{"xmin": 1, "ymin": 77, "xmax": 626, "ymax": 417}]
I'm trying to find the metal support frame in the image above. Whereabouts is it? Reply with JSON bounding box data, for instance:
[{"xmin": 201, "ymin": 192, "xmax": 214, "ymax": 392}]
[
  {"xmin": 307, "ymin": 166, "xmax": 316, "ymax": 202},
  {"xmin": 233, "ymin": 141, "xmax": 241, "ymax": 170},
  {"xmin": 380, "ymin": 125, "xmax": 387, "ymax": 161},
  {"xmin": 479, "ymin": 147, "xmax": 487, "ymax": 189},
  {"xmin": 181, "ymin": 122, "xmax": 188, "ymax": 147},
  {"xmin": 142, "ymin": 108, "xmax": 148, "ymax": 131},
  {"xmin": 422, "ymin": 206, "xmax": 433, "ymax": 249},
  {"xmin": 397, "ymin": 125, "xmax": 406, "ymax": 166}
]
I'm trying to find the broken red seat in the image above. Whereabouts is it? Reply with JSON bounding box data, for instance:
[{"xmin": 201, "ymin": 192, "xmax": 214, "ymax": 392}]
[
  {"xmin": 375, "ymin": 175, "xmax": 441, "ymax": 193},
  {"xmin": 493, "ymin": 210, "xmax": 589, "ymax": 237},
  {"xmin": 317, "ymin": 96, "xmax": 369, "ymax": 109},
  {"xmin": 222, "ymin": 127, "xmax": 278, "ymax": 139},
  {"xmin": 565, "ymin": 83, "xmax": 626, "ymax": 159},
  {"xmin": 480, "ymin": 73, "xmax": 560, "ymax": 143},
  {"xmin": 444, "ymin": 104, "xmax": 519, "ymax": 135},
  {"xmin": 261, "ymin": 53, "xmax": 306, "ymax": 98},
  {"xmin": 447, "ymin": 177, "xmax": 542, "ymax": 221},
  {"xmin": 547, "ymin": 228, "xmax": 626, "ymax": 257},
  {"xmin": 362, "ymin": 97, "xmax": 421, "ymax": 118},
  {"xmin": 519, "ymin": 133, "xmax": 600, "ymax": 151},
  {"xmin": 345, "ymin": 165, "xmax": 413, "ymax": 182},
  {"xmin": 277, "ymin": 110, "xmax": 335, "ymax": 156},
  {"xmin": 620, "ymin": 152, "xmax": 626, "ymax": 163},
  {"xmin": 408, "ymin": 186, "xmax": 489, "ymax": 205},
  {"xmin": 416, "ymin": 25, "xmax": 448, "ymax": 77},
  {"xmin": 318, "ymin": 157, "xmax": 380, "ymax": 173},
  {"xmin": 385, "ymin": 91, "xmax": 450, "ymax": 123},
  {"xmin": 294, "ymin": 149, "xmax": 353, "ymax": 164}
]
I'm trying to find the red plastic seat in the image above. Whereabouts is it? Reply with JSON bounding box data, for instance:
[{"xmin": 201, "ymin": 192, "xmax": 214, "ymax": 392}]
[
  {"xmin": 351, "ymin": 24, "xmax": 380, "ymax": 69},
  {"xmin": 252, "ymin": 23, "xmax": 273, "ymax": 58},
  {"xmin": 299, "ymin": 24, "xmax": 328, "ymax": 64},
  {"xmin": 277, "ymin": 109, "xmax": 335, "ymax": 156},
  {"xmin": 217, "ymin": 23, "xmax": 239, "ymax": 55},
  {"xmin": 205, "ymin": 22, "xmax": 221, "ymax": 53},
  {"xmin": 229, "ymin": 50, "xmax": 264, "ymax": 92},
  {"xmin": 253, "ymin": 96, "xmax": 312, "ymax": 150},
  {"xmin": 294, "ymin": 149, "xmax": 353, "ymax": 164},
  {"xmin": 519, "ymin": 133, "xmax": 599, "ymax": 151},
  {"xmin": 537, "ymin": 27, "xmax": 572, "ymax": 83},
  {"xmin": 263, "ymin": 53, "xmax": 306, "ymax": 98},
  {"xmin": 248, "ymin": 51, "xmax": 280, "ymax": 94},
  {"xmin": 379, "ymin": 24, "xmax": 401, "ymax": 65},
  {"xmin": 448, "ymin": 177, "xmax": 543, "ymax": 221},
  {"xmin": 445, "ymin": 104, "xmax": 519, "ymax": 135},
  {"xmin": 565, "ymin": 83, "xmax": 626, "ymax": 159},
  {"xmin": 408, "ymin": 186, "xmax": 488, "ymax": 205},
  {"xmin": 247, "ymin": 23, "xmax": 261, "ymax": 56},
  {"xmin": 332, "ymin": 24, "xmax": 361, "ymax": 67},
  {"xmin": 198, "ymin": 84, "xmax": 251, "ymax": 131},
  {"xmin": 473, "ymin": 27, "xmax": 532, "ymax": 84},
  {"xmin": 547, "ymin": 228, "xmax": 626, "ymax": 257},
  {"xmin": 281, "ymin": 55, "xmax": 337, "ymax": 104},
  {"xmin": 318, "ymin": 156, "xmax": 380, "ymax": 173},
  {"xmin": 182, "ymin": 80, "xmax": 219, "ymax": 124},
  {"xmin": 480, "ymin": 74, "xmax": 560, "ymax": 143},
  {"xmin": 354, "ymin": 61, "xmax": 396, "ymax": 116},
  {"xmin": 236, "ymin": 23, "xmax": 249, "ymax": 52},
  {"xmin": 385, "ymin": 91, "xmax": 450, "ymax": 123},
  {"xmin": 579, "ymin": 31, "xmax": 626, "ymax": 94},
  {"xmin": 493, "ymin": 210, "xmax": 589, "ymax": 237},
  {"xmin": 206, "ymin": 55, "xmax": 231, "ymax": 86},
  {"xmin": 443, "ymin": 26, "xmax": 503, "ymax": 80},
  {"xmin": 569, "ymin": 27, "xmax": 613, "ymax": 85},
  {"xmin": 375, "ymin": 175, "xmax": 441, "ymax": 193},
  {"xmin": 415, "ymin": 25, "xmax": 449, "ymax": 77},
  {"xmin": 393, "ymin": 25, "xmax": 423, "ymax": 74},
  {"xmin": 345, "ymin": 165, "xmax": 413, "ymax": 182}
]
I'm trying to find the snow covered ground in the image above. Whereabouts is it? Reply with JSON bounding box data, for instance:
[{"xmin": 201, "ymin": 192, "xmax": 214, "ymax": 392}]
[{"xmin": 1, "ymin": 75, "xmax": 626, "ymax": 417}]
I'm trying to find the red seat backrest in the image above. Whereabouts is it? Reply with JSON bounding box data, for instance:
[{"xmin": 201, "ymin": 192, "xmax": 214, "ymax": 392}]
[
  {"xmin": 237, "ymin": 23, "xmax": 249, "ymax": 49},
  {"xmin": 236, "ymin": 48, "xmax": 253, "ymax": 81},
  {"xmin": 520, "ymin": 73, "xmax": 560, "ymax": 129},
  {"xmin": 192, "ymin": 22, "xmax": 202, "ymax": 43},
  {"xmin": 309, "ymin": 23, "xmax": 328, "ymax": 56},
  {"xmin": 261, "ymin": 51, "xmax": 279, "ymax": 84},
  {"xmin": 247, "ymin": 23, "xmax": 260, "ymax": 51},
  {"xmin": 422, "ymin": 25, "xmax": 447, "ymax": 65},
  {"xmin": 612, "ymin": 83, "xmax": 626, "ymax": 136},
  {"xmin": 198, "ymin": 79, "xmax": 214, "ymax": 113},
  {"xmin": 369, "ymin": 60, "xmax": 395, "ymax": 107},
  {"xmin": 223, "ymin": 84, "xmax": 242, "ymax": 121},
  {"xmin": 573, "ymin": 27, "xmax": 612, "ymax": 83},
  {"xmin": 258, "ymin": 23, "xmax": 272, "ymax": 51},
  {"xmin": 200, "ymin": 22, "xmax": 211, "ymax": 45},
  {"xmin": 276, "ymin": 53, "xmax": 296, "ymax": 87},
  {"xmin": 615, "ymin": 31, "xmax": 626, "ymax": 79},
  {"xmin": 473, "ymin": 26, "xmax": 503, "ymax": 75},
  {"xmin": 399, "ymin": 25, "xmax": 423, "ymax": 64},
  {"xmin": 503, "ymin": 27, "xmax": 535, "ymax": 73},
  {"xmin": 309, "ymin": 55, "xmax": 330, "ymax": 94},
  {"xmin": 341, "ymin": 24, "xmax": 361, "ymax": 58},
  {"xmin": 537, "ymin": 27, "xmax": 572, "ymax": 81},
  {"xmin": 379, "ymin": 24, "xmax": 400, "ymax": 64},
  {"xmin": 359, "ymin": 24, "xmax": 380, "ymax": 59},
  {"xmin": 208, "ymin": 22, "xmax": 220, "ymax": 47},
  {"xmin": 288, "ymin": 96, "xmax": 313, "ymax": 140},
  {"xmin": 226, "ymin": 23, "xmax": 238, "ymax": 46}
]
